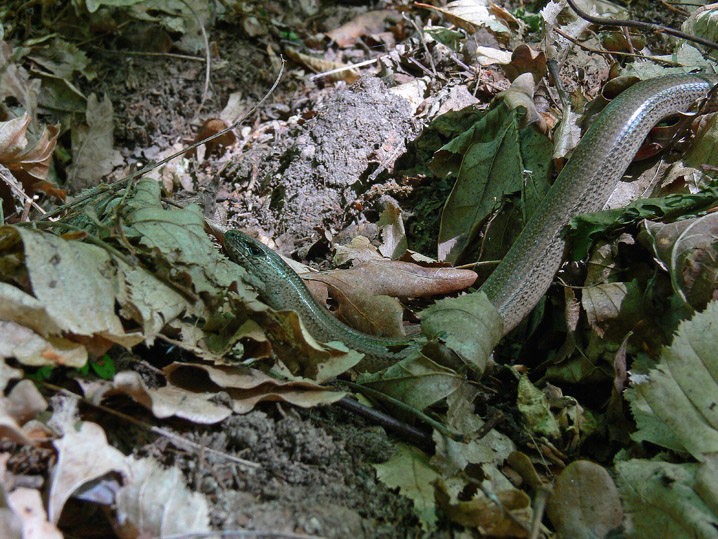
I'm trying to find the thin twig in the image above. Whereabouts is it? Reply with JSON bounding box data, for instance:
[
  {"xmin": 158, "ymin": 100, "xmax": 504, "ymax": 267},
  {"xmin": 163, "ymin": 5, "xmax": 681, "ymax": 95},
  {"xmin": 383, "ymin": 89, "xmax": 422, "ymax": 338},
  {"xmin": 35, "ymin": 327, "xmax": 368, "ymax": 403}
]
[
  {"xmin": 553, "ymin": 26, "xmax": 682, "ymax": 66},
  {"xmin": 158, "ymin": 530, "xmax": 323, "ymax": 539},
  {"xmin": 88, "ymin": 46, "xmax": 205, "ymax": 62},
  {"xmin": 336, "ymin": 395, "xmax": 432, "ymax": 447},
  {"xmin": 342, "ymin": 380, "xmax": 467, "ymax": 442},
  {"xmin": 566, "ymin": 0, "xmax": 718, "ymax": 51},
  {"xmin": 0, "ymin": 165, "xmax": 46, "ymax": 216},
  {"xmin": 39, "ymin": 381, "xmax": 262, "ymax": 469},
  {"xmin": 404, "ymin": 12, "xmax": 437, "ymax": 76},
  {"xmin": 659, "ymin": 0, "xmax": 689, "ymax": 16}
]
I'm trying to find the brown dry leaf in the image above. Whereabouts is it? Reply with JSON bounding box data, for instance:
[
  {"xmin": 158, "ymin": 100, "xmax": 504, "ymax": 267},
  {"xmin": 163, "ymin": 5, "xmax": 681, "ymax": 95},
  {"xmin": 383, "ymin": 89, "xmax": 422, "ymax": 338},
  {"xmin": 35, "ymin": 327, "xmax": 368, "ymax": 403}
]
[
  {"xmin": 0, "ymin": 113, "xmax": 59, "ymax": 209},
  {"xmin": 0, "ymin": 177, "xmax": 256, "ymax": 365},
  {"xmin": 377, "ymin": 201, "xmax": 408, "ymax": 259},
  {"xmin": 284, "ymin": 47, "xmax": 359, "ymax": 83},
  {"xmin": 260, "ymin": 309, "xmax": 364, "ymax": 380},
  {"xmin": 113, "ymin": 457, "xmax": 210, "ymax": 538},
  {"xmin": 502, "ymin": 43, "xmax": 548, "ymax": 84},
  {"xmin": 304, "ymin": 259, "xmax": 476, "ymax": 338},
  {"xmin": 546, "ymin": 460, "xmax": 623, "ymax": 539},
  {"xmin": 186, "ymin": 118, "xmax": 236, "ymax": 159},
  {"xmin": 416, "ymin": 0, "xmax": 511, "ymax": 39},
  {"xmin": 470, "ymin": 45, "xmax": 513, "ymax": 66},
  {"xmin": 334, "ymin": 235, "xmax": 384, "ymax": 265},
  {"xmin": 0, "ymin": 41, "xmax": 40, "ymax": 118},
  {"xmin": 0, "ymin": 358, "xmax": 22, "ymax": 391},
  {"xmin": 67, "ymin": 93, "xmax": 123, "ymax": 190},
  {"xmin": 0, "ymin": 320, "xmax": 88, "ymax": 367},
  {"xmin": 0, "ymin": 115, "xmax": 31, "ymax": 162},
  {"xmin": 308, "ymin": 259, "xmax": 477, "ymax": 298},
  {"xmin": 644, "ymin": 214, "xmax": 718, "ymax": 311},
  {"xmin": 0, "ymin": 226, "xmax": 145, "ymax": 351},
  {"xmin": 3, "ymin": 121, "xmax": 59, "ymax": 187},
  {"xmin": 0, "ymin": 379, "xmax": 47, "ymax": 446},
  {"xmin": 488, "ymin": 1, "xmax": 521, "ymax": 31},
  {"xmin": 87, "ymin": 371, "xmax": 233, "ymax": 424},
  {"xmin": 3, "ymin": 380, "xmax": 47, "ymax": 426},
  {"xmin": 581, "ymin": 281, "xmax": 644, "ymax": 341},
  {"xmin": 7, "ymin": 488, "xmax": 62, "ymax": 539},
  {"xmin": 435, "ymin": 479, "xmax": 531, "ymax": 537},
  {"xmin": 164, "ymin": 363, "xmax": 345, "ymax": 413},
  {"xmin": 48, "ymin": 420, "xmax": 130, "ymax": 523},
  {"xmin": 327, "ymin": 10, "xmax": 401, "ymax": 48}
]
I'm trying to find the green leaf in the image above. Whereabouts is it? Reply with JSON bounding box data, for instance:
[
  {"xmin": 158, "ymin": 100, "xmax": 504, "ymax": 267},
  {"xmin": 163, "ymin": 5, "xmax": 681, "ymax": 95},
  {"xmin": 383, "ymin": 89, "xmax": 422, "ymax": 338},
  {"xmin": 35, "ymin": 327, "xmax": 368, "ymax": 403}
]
[
  {"xmin": 89, "ymin": 354, "xmax": 115, "ymax": 379},
  {"xmin": 420, "ymin": 291, "xmax": 503, "ymax": 375},
  {"xmin": 373, "ymin": 443, "xmax": 439, "ymax": 530},
  {"xmin": 26, "ymin": 365, "xmax": 54, "ymax": 381},
  {"xmin": 617, "ymin": 459, "xmax": 718, "ymax": 538},
  {"xmin": 358, "ymin": 354, "xmax": 466, "ymax": 410},
  {"xmin": 628, "ymin": 299, "xmax": 718, "ymax": 460},
  {"xmin": 567, "ymin": 185, "xmax": 718, "ymax": 261},
  {"xmin": 516, "ymin": 375, "xmax": 561, "ymax": 439},
  {"xmin": 434, "ymin": 102, "xmax": 551, "ymax": 263},
  {"xmin": 423, "ymin": 27, "xmax": 464, "ymax": 51}
]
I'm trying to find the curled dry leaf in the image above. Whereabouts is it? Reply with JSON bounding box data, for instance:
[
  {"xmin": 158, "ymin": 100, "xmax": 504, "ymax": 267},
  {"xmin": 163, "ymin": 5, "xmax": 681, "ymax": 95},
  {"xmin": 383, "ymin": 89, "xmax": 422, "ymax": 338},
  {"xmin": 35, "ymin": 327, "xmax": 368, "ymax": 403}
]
[
  {"xmin": 0, "ymin": 113, "xmax": 60, "ymax": 210},
  {"xmin": 0, "ymin": 358, "xmax": 22, "ymax": 391},
  {"xmin": 284, "ymin": 47, "xmax": 359, "ymax": 84},
  {"xmin": 164, "ymin": 363, "xmax": 345, "ymax": 413},
  {"xmin": 0, "ymin": 379, "xmax": 47, "ymax": 446},
  {"xmin": 327, "ymin": 10, "xmax": 401, "ymax": 48},
  {"xmin": 416, "ymin": 0, "xmax": 511, "ymax": 39},
  {"xmin": 0, "ymin": 320, "xmax": 88, "ymax": 368},
  {"xmin": 113, "ymin": 457, "xmax": 210, "ymax": 538},
  {"xmin": 259, "ymin": 308, "xmax": 364, "ymax": 380},
  {"xmin": 48, "ymin": 421, "xmax": 130, "ymax": 523},
  {"xmin": 186, "ymin": 118, "xmax": 236, "ymax": 159},
  {"xmin": 494, "ymin": 73, "xmax": 546, "ymax": 132},
  {"xmin": 581, "ymin": 281, "xmax": 644, "ymax": 342},
  {"xmin": 377, "ymin": 201, "xmax": 407, "ymax": 259},
  {"xmin": 644, "ymin": 214, "xmax": 718, "ymax": 311},
  {"xmin": 435, "ymin": 478, "xmax": 532, "ymax": 537},
  {"xmin": 501, "ymin": 43, "xmax": 548, "ymax": 84},
  {"xmin": 89, "ymin": 371, "xmax": 233, "ymax": 424}
]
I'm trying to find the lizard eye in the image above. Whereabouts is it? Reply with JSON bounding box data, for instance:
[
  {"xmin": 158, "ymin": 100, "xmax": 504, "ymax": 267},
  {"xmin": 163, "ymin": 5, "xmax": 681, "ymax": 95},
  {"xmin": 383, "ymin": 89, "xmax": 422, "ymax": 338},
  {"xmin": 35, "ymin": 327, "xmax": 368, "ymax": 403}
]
[{"xmin": 246, "ymin": 242, "xmax": 263, "ymax": 256}]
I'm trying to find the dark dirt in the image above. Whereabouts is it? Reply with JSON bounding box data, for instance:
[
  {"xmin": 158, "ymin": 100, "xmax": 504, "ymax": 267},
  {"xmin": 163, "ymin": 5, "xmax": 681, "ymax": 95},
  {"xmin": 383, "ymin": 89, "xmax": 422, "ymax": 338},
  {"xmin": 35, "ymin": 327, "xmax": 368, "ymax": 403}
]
[
  {"xmin": 195, "ymin": 409, "xmax": 419, "ymax": 537},
  {"xmin": 223, "ymin": 76, "xmax": 417, "ymax": 246}
]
